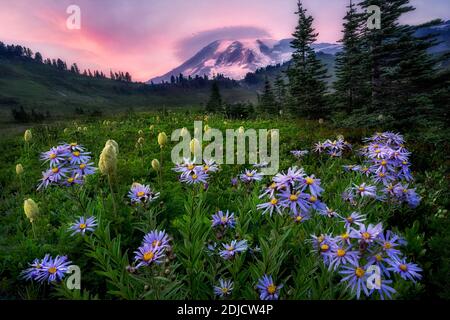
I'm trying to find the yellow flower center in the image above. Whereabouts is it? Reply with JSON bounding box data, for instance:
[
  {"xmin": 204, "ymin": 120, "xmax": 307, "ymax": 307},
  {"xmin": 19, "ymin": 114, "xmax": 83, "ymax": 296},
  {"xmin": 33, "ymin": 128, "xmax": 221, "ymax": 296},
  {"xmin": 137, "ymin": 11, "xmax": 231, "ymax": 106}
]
[
  {"xmin": 137, "ymin": 191, "xmax": 145, "ymax": 197},
  {"xmin": 375, "ymin": 149, "xmax": 381, "ymax": 154},
  {"xmin": 358, "ymin": 187, "xmax": 365, "ymax": 192},
  {"xmin": 187, "ymin": 164, "xmax": 194, "ymax": 170},
  {"xmin": 48, "ymin": 267, "xmax": 57, "ymax": 274},
  {"xmin": 318, "ymin": 235, "xmax": 324, "ymax": 243},
  {"xmin": 402, "ymin": 161, "xmax": 407, "ymax": 165},
  {"xmin": 152, "ymin": 240, "xmax": 161, "ymax": 247},
  {"xmin": 203, "ymin": 165, "xmax": 209, "ymax": 171},
  {"xmin": 362, "ymin": 232, "xmax": 371, "ymax": 240},
  {"xmin": 267, "ymin": 284, "xmax": 277, "ymax": 294},
  {"xmin": 270, "ymin": 182, "xmax": 276, "ymax": 189},
  {"xmin": 270, "ymin": 198, "xmax": 278, "ymax": 205},
  {"xmin": 355, "ymin": 267, "xmax": 365, "ymax": 278},
  {"xmin": 375, "ymin": 254, "xmax": 383, "ymax": 262},
  {"xmin": 192, "ymin": 174, "xmax": 198, "ymax": 180},
  {"xmin": 79, "ymin": 163, "xmax": 86, "ymax": 169},
  {"xmin": 400, "ymin": 264, "xmax": 408, "ymax": 272},
  {"xmin": 309, "ymin": 196, "xmax": 317, "ymax": 202},
  {"xmin": 289, "ymin": 194, "xmax": 298, "ymax": 201},
  {"xmin": 73, "ymin": 151, "xmax": 80, "ymax": 157},
  {"xmin": 52, "ymin": 167, "xmax": 59, "ymax": 173},
  {"xmin": 320, "ymin": 244, "xmax": 329, "ymax": 252},
  {"xmin": 379, "ymin": 172, "xmax": 385, "ymax": 177},
  {"xmin": 295, "ymin": 215, "xmax": 303, "ymax": 222},
  {"xmin": 143, "ymin": 251, "xmax": 154, "ymax": 262},
  {"xmin": 341, "ymin": 233, "xmax": 349, "ymax": 240},
  {"xmin": 246, "ymin": 172, "xmax": 254, "ymax": 177},
  {"xmin": 70, "ymin": 142, "xmax": 77, "ymax": 147},
  {"xmin": 346, "ymin": 217, "xmax": 354, "ymax": 223},
  {"xmin": 68, "ymin": 177, "xmax": 74, "ymax": 183},
  {"xmin": 221, "ymin": 216, "xmax": 228, "ymax": 223},
  {"xmin": 79, "ymin": 223, "xmax": 86, "ymax": 229},
  {"xmin": 384, "ymin": 242, "xmax": 392, "ymax": 249},
  {"xmin": 337, "ymin": 249, "xmax": 346, "ymax": 257},
  {"xmin": 305, "ymin": 177, "xmax": 314, "ymax": 185},
  {"xmin": 221, "ymin": 287, "xmax": 229, "ymax": 294},
  {"xmin": 50, "ymin": 153, "xmax": 57, "ymax": 159},
  {"xmin": 381, "ymin": 160, "xmax": 387, "ymax": 166},
  {"xmin": 362, "ymin": 167, "xmax": 369, "ymax": 172},
  {"xmin": 227, "ymin": 246, "xmax": 234, "ymax": 252},
  {"xmin": 402, "ymin": 189, "xmax": 408, "ymax": 193}
]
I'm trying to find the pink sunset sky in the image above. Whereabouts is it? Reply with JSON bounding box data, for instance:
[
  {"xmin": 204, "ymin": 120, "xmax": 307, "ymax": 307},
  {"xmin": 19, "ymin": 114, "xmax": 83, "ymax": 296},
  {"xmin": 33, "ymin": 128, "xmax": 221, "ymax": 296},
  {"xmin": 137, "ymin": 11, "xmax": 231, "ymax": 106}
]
[{"xmin": 1, "ymin": 0, "xmax": 449, "ymax": 81}]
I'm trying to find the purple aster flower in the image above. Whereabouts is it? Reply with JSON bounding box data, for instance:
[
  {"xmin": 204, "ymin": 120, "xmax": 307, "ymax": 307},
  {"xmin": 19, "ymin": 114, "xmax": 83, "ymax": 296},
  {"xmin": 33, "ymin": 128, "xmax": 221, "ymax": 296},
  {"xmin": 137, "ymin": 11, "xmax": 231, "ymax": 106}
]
[
  {"xmin": 353, "ymin": 183, "xmax": 377, "ymax": 198},
  {"xmin": 311, "ymin": 234, "xmax": 338, "ymax": 263},
  {"xmin": 339, "ymin": 264, "xmax": 369, "ymax": 299},
  {"xmin": 48, "ymin": 166, "xmax": 69, "ymax": 183},
  {"xmin": 350, "ymin": 223, "xmax": 383, "ymax": 244},
  {"xmin": 212, "ymin": 210, "xmax": 236, "ymax": 229},
  {"xmin": 134, "ymin": 244, "xmax": 164, "ymax": 268},
  {"xmin": 291, "ymin": 211, "xmax": 311, "ymax": 223},
  {"xmin": 252, "ymin": 162, "xmax": 269, "ymax": 169},
  {"xmin": 214, "ymin": 279, "xmax": 233, "ymax": 298},
  {"xmin": 40, "ymin": 146, "xmax": 66, "ymax": 167},
  {"xmin": 21, "ymin": 255, "xmax": 51, "ymax": 281},
  {"xmin": 37, "ymin": 170, "xmax": 53, "ymax": 190},
  {"xmin": 128, "ymin": 183, "xmax": 160, "ymax": 204},
  {"xmin": 338, "ymin": 212, "xmax": 366, "ymax": 229},
  {"xmin": 73, "ymin": 162, "xmax": 96, "ymax": 176},
  {"xmin": 202, "ymin": 159, "xmax": 219, "ymax": 173},
  {"xmin": 219, "ymin": 240, "xmax": 248, "ymax": 260},
  {"xmin": 386, "ymin": 258, "xmax": 422, "ymax": 282},
  {"xmin": 313, "ymin": 141, "xmax": 326, "ymax": 153},
  {"xmin": 301, "ymin": 175, "xmax": 324, "ymax": 197},
  {"xmin": 63, "ymin": 173, "xmax": 84, "ymax": 187},
  {"xmin": 327, "ymin": 246, "xmax": 359, "ymax": 271},
  {"xmin": 37, "ymin": 255, "xmax": 72, "ymax": 283},
  {"xmin": 279, "ymin": 189, "xmax": 311, "ymax": 215},
  {"xmin": 341, "ymin": 190, "xmax": 357, "ymax": 205},
  {"xmin": 257, "ymin": 198, "xmax": 283, "ymax": 216},
  {"xmin": 231, "ymin": 177, "xmax": 238, "ymax": 187},
  {"xmin": 68, "ymin": 216, "xmax": 97, "ymax": 236},
  {"xmin": 239, "ymin": 169, "xmax": 263, "ymax": 183},
  {"xmin": 180, "ymin": 168, "xmax": 209, "ymax": 185},
  {"xmin": 256, "ymin": 275, "xmax": 282, "ymax": 300},
  {"xmin": 259, "ymin": 182, "xmax": 278, "ymax": 199},
  {"xmin": 65, "ymin": 142, "xmax": 86, "ymax": 152},
  {"xmin": 272, "ymin": 166, "xmax": 305, "ymax": 188},
  {"xmin": 377, "ymin": 230, "xmax": 402, "ymax": 259},
  {"xmin": 173, "ymin": 158, "xmax": 199, "ymax": 177},
  {"xmin": 142, "ymin": 230, "xmax": 170, "ymax": 250},
  {"xmin": 66, "ymin": 150, "xmax": 91, "ymax": 165}
]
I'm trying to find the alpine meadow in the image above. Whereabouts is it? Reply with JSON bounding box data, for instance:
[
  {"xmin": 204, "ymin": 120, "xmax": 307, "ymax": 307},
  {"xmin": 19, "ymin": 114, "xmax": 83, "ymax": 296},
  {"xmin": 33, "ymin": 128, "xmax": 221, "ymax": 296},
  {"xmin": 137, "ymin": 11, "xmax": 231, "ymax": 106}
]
[{"xmin": 0, "ymin": 0, "xmax": 449, "ymax": 303}]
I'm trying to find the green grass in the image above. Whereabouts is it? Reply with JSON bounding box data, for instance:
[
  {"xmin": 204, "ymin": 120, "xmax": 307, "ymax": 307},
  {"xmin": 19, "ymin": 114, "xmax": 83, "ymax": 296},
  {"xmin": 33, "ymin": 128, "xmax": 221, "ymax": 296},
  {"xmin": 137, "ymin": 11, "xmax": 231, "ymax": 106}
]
[{"xmin": 0, "ymin": 111, "xmax": 448, "ymax": 300}]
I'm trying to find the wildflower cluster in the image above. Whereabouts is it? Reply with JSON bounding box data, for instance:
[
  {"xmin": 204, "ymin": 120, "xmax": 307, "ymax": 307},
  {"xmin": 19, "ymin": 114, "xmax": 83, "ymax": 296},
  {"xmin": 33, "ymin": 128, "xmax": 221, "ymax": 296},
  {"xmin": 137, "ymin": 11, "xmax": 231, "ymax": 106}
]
[
  {"xmin": 312, "ymin": 213, "xmax": 422, "ymax": 299},
  {"xmin": 133, "ymin": 230, "xmax": 171, "ymax": 268},
  {"xmin": 344, "ymin": 132, "xmax": 421, "ymax": 207},
  {"xmin": 38, "ymin": 143, "xmax": 96, "ymax": 190},
  {"xmin": 257, "ymin": 166, "xmax": 327, "ymax": 221},
  {"xmin": 291, "ymin": 150, "xmax": 309, "ymax": 159},
  {"xmin": 173, "ymin": 158, "xmax": 218, "ymax": 186},
  {"xmin": 21, "ymin": 254, "xmax": 72, "ymax": 283},
  {"xmin": 313, "ymin": 136, "xmax": 352, "ymax": 157}
]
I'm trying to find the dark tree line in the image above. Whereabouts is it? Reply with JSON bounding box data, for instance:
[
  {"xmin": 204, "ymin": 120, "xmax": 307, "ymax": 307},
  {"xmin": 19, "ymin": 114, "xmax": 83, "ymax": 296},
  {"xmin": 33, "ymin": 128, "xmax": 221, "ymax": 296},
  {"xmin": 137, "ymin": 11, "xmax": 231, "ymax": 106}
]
[{"xmin": 0, "ymin": 41, "xmax": 133, "ymax": 83}]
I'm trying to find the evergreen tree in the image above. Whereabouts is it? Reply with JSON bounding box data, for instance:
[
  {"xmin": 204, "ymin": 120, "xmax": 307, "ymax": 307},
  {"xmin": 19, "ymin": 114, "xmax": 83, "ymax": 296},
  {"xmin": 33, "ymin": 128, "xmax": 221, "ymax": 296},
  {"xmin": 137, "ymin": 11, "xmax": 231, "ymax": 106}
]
[
  {"xmin": 205, "ymin": 81, "xmax": 222, "ymax": 113},
  {"xmin": 259, "ymin": 77, "xmax": 277, "ymax": 115},
  {"xmin": 359, "ymin": 0, "xmax": 441, "ymax": 127},
  {"xmin": 34, "ymin": 52, "xmax": 43, "ymax": 63},
  {"xmin": 287, "ymin": 0, "xmax": 328, "ymax": 119},
  {"xmin": 274, "ymin": 75, "xmax": 287, "ymax": 115},
  {"xmin": 334, "ymin": 0, "xmax": 370, "ymax": 115}
]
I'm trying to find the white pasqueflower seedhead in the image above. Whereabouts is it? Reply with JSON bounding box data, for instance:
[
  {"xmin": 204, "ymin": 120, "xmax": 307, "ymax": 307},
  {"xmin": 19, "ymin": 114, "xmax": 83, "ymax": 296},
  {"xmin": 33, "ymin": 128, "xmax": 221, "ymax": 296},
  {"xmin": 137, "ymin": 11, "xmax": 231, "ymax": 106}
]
[
  {"xmin": 99, "ymin": 144, "xmax": 117, "ymax": 176},
  {"xmin": 151, "ymin": 159, "xmax": 160, "ymax": 171},
  {"xmin": 158, "ymin": 132, "xmax": 168, "ymax": 148},
  {"xmin": 24, "ymin": 198, "xmax": 39, "ymax": 223},
  {"xmin": 16, "ymin": 164, "xmax": 24, "ymax": 175},
  {"xmin": 24, "ymin": 129, "xmax": 32, "ymax": 142}
]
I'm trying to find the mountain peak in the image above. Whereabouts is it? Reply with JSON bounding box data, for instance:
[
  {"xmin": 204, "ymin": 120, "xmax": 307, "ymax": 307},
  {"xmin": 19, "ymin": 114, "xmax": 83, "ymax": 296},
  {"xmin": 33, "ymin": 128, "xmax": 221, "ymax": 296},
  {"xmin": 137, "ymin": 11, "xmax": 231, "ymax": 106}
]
[{"xmin": 149, "ymin": 39, "xmax": 342, "ymax": 83}]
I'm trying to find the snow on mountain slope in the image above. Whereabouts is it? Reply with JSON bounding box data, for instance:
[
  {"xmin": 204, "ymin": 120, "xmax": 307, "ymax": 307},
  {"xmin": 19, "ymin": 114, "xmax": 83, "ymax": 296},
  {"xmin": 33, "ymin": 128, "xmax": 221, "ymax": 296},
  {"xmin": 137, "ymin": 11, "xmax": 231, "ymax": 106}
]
[{"xmin": 149, "ymin": 39, "xmax": 341, "ymax": 83}]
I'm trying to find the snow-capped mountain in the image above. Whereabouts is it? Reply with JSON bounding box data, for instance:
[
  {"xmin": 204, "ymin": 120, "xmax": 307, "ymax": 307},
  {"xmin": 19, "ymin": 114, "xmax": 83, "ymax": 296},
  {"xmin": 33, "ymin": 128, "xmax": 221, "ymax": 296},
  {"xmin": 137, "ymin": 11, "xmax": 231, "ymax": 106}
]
[{"xmin": 149, "ymin": 39, "xmax": 342, "ymax": 83}]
